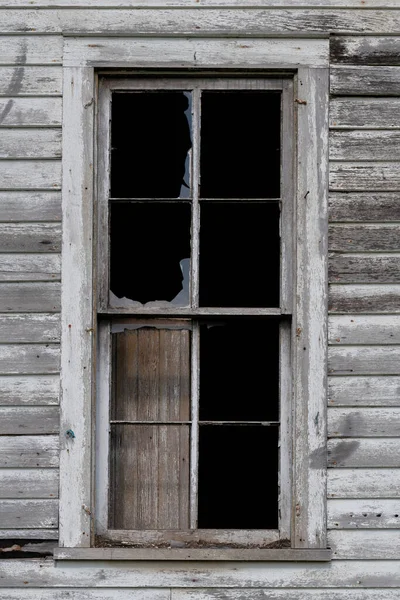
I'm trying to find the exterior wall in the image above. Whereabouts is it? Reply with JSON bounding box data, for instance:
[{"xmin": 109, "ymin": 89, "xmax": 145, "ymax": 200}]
[{"xmin": 1, "ymin": 0, "xmax": 400, "ymax": 595}]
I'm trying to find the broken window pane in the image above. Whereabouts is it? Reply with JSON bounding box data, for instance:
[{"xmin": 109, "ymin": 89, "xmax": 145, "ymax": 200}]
[
  {"xmin": 200, "ymin": 92, "xmax": 280, "ymax": 198},
  {"xmin": 198, "ymin": 425, "xmax": 278, "ymax": 529},
  {"xmin": 199, "ymin": 319, "xmax": 279, "ymax": 422},
  {"xmin": 111, "ymin": 92, "xmax": 192, "ymax": 199},
  {"xmin": 110, "ymin": 203, "xmax": 191, "ymax": 307},
  {"xmin": 199, "ymin": 202, "xmax": 280, "ymax": 307}
]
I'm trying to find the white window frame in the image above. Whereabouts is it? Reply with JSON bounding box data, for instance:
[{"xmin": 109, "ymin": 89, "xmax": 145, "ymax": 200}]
[{"xmin": 57, "ymin": 36, "xmax": 329, "ymax": 560}]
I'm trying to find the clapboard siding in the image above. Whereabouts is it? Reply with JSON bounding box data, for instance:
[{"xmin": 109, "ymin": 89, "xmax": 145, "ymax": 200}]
[
  {"xmin": 329, "ymin": 530, "xmax": 400, "ymax": 559},
  {"xmin": 0, "ymin": 129, "xmax": 62, "ymax": 159},
  {"xmin": 328, "ymin": 468, "xmax": 400, "ymax": 498},
  {"xmin": 174, "ymin": 592, "xmax": 400, "ymax": 600},
  {"xmin": 0, "ymin": 407, "xmax": 59, "ymax": 435},
  {"xmin": 330, "ymin": 131, "xmax": 400, "ymax": 162},
  {"xmin": 0, "ymin": 468, "xmax": 58, "ymax": 498},
  {"xmin": 330, "ymin": 163, "xmax": 400, "ymax": 192},
  {"xmin": 0, "ymin": 282, "xmax": 60, "ymax": 312},
  {"xmin": 0, "ymin": 592, "xmax": 168, "ymax": 600},
  {"xmin": 0, "ymin": 67, "xmax": 62, "ymax": 97},
  {"xmin": 329, "ymin": 193, "xmax": 400, "ymax": 223},
  {"xmin": 328, "ymin": 407, "xmax": 400, "ymax": 437},
  {"xmin": 0, "ymin": 499, "xmax": 58, "ymax": 528},
  {"xmin": 0, "ymin": 98, "xmax": 62, "ymax": 127},
  {"xmin": 329, "ymin": 254, "xmax": 400, "ymax": 284},
  {"xmin": 4, "ymin": 0, "xmax": 400, "ymax": 6},
  {"xmin": 329, "ymin": 284, "xmax": 400, "ymax": 313},
  {"xmin": 0, "ymin": 344, "xmax": 59, "ymax": 375},
  {"xmin": 0, "ymin": 192, "xmax": 61, "ymax": 222},
  {"xmin": 328, "ymin": 438, "xmax": 400, "ymax": 468},
  {"xmin": 0, "ymin": 224, "xmax": 61, "ymax": 253},
  {"xmin": 330, "ymin": 98, "xmax": 400, "ymax": 129},
  {"xmin": 329, "ymin": 346, "xmax": 400, "ymax": 375},
  {"xmin": 328, "ymin": 376, "xmax": 400, "ymax": 407},
  {"xmin": 0, "ymin": 162, "xmax": 61, "ymax": 191},
  {"xmin": 331, "ymin": 66, "xmax": 400, "ymax": 96},
  {"xmin": 0, "ymin": 435, "xmax": 59, "ymax": 468},
  {"xmin": 329, "ymin": 315, "xmax": 400, "ymax": 345},
  {"xmin": 0, "ymin": 254, "xmax": 61, "ymax": 282},
  {"xmin": 0, "ymin": 36, "xmax": 63, "ymax": 66},
  {"xmin": 0, "ymin": 314, "xmax": 60, "ymax": 343},
  {"xmin": 0, "ymin": 375, "xmax": 59, "ymax": 405},
  {"xmin": 328, "ymin": 499, "xmax": 400, "ymax": 528},
  {"xmin": 330, "ymin": 225, "xmax": 400, "ymax": 252},
  {"xmin": 331, "ymin": 36, "xmax": 400, "ymax": 66}
]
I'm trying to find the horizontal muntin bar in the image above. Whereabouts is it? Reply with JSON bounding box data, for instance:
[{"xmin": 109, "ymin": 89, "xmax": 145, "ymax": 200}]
[
  {"xmin": 101, "ymin": 307, "xmax": 285, "ymax": 317},
  {"xmin": 108, "ymin": 197, "xmax": 281, "ymax": 203},
  {"xmin": 110, "ymin": 421, "xmax": 280, "ymax": 425}
]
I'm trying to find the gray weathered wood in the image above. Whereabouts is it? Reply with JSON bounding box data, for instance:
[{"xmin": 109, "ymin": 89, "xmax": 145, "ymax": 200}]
[
  {"xmin": 0, "ymin": 314, "xmax": 60, "ymax": 343},
  {"xmin": 329, "ymin": 346, "xmax": 400, "ymax": 375},
  {"xmin": 0, "ymin": 36, "xmax": 62, "ymax": 66},
  {"xmin": 0, "ymin": 254, "xmax": 60, "ymax": 282},
  {"xmin": 329, "ymin": 315, "xmax": 400, "ymax": 345},
  {"xmin": 0, "ymin": 435, "xmax": 59, "ymax": 468},
  {"xmin": 329, "ymin": 284, "xmax": 400, "ymax": 313},
  {"xmin": 331, "ymin": 66, "xmax": 400, "ymax": 96},
  {"xmin": 0, "ymin": 192, "xmax": 61, "ymax": 222},
  {"xmin": 330, "ymin": 163, "xmax": 400, "ymax": 192},
  {"xmin": 0, "ymin": 406, "xmax": 59, "ymax": 434},
  {"xmin": 0, "ymin": 374, "xmax": 59, "ymax": 405},
  {"xmin": 0, "ymin": 98, "xmax": 62, "ymax": 127},
  {"xmin": 328, "ymin": 530, "xmax": 400, "ymax": 559},
  {"xmin": 331, "ymin": 36, "xmax": 400, "ymax": 66},
  {"xmin": 0, "ymin": 224, "xmax": 60, "ymax": 253},
  {"xmin": 0, "ymin": 129, "xmax": 61, "ymax": 159},
  {"xmin": 330, "ymin": 131, "xmax": 400, "ymax": 162},
  {"xmin": 328, "ymin": 375, "xmax": 400, "ymax": 406},
  {"xmin": 0, "ymin": 499, "xmax": 58, "ymax": 529},
  {"xmin": 330, "ymin": 224, "xmax": 400, "ymax": 252},
  {"xmin": 328, "ymin": 438, "xmax": 400, "ymax": 467},
  {"xmin": 328, "ymin": 468, "xmax": 400, "ymax": 498},
  {"xmin": 0, "ymin": 282, "xmax": 60, "ymax": 312},
  {"xmin": 3, "ymin": 0, "xmax": 400, "ymax": 6},
  {"xmin": 0, "ymin": 529, "xmax": 57, "ymax": 540},
  {"xmin": 329, "ymin": 193, "xmax": 400, "ymax": 223},
  {"xmin": 329, "ymin": 254, "xmax": 400, "ymax": 284},
  {"xmin": 328, "ymin": 499, "xmax": 400, "ymax": 529},
  {"xmin": 0, "ymin": 468, "xmax": 58, "ymax": 498},
  {"xmin": 330, "ymin": 97, "xmax": 400, "ymax": 129},
  {"xmin": 0, "ymin": 344, "xmax": 59, "ymax": 375},
  {"xmin": 0, "ymin": 592, "xmax": 168, "ymax": 600},
  {"xmin": 0, "ymin": 161, "xmax": 61, "ymax": 191},
  {"xmin": 0, "ymin": 67, "xmax": 61, "ymax": 97},
  {"xmin": 328, "ymin": 407, "xmax": 400, "ymax": 437},
  {"xmin": 174, "ymin": 592, "xmax": 400, "ymax": 600}
]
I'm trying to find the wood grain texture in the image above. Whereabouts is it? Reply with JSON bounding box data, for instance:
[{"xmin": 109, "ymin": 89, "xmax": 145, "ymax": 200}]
[
  {"xmin": 330, "ymin": 130, "xmax": 400, "ymax": 162},
  {"xmin": 329, "ymin": 346, "xmax": 400, "ymax": 375},
  {"xmin": 0, "ymin": 435, "xmax": 59, "ymax": 467},
  {"xmin": 331, "ymin": 36, "xmax": 400, "ymax": 66},
  {"xmin": 4, "ymin": 0, "xmax": 400, "ymax": 6},
  {"xmin": 0, "ymin": 129, "xmax": 61, "ymax": 159},
  {"xmin": 329, "ymin": 284, "xmax": 400, "ymax": 313},
  {"xmin": 0, "ymin": 529, "xmax": 57, "ymax": 539},
  {"xmin": 0, "ymin": 468, "xmax": 58, "ymax": 499},
  {"xmin": 0, "ymin": 592, "xmax": 168, "ymax": 600},
  {"xmin": 328, "ymin": 498, "xmax": 400, "ymax": 529},
  {"xmin": 328, "ymin": 375, "xmax": 400, "ymax": 406},
  {"xmin": 0, "ymin": 161, "xmax": 61, "ymax": 191},
  {"xmin": 330, "ymin": 163, "xmax": 400, "ymax": 192},
  {"xmin": 329, "ymin": 193, "xmax": 400, "ymax": 222},
  {"xmin": 0, "ymin": 314, "xmax": 59, "ymax": 343},
  {"xmin": 0, "ymin": 344, "xmax": 59, "ymax": 375},
  {"xmin": 0, "ymin": 36, "xmax": 62, "ymax": 66},
  {"xmin": 328, "ymin": 468, "xmax": 400, "ymax": 498},
  {"xmin": 0, "ymin": 282, "xmax": 60, "ymax": 312},
  {"xmin": 329, "ymin": 315, "xmax": 400, "ymax": 345},
  {"xmin": 330, "ymin": 97, "xmax": 400, "ymax": 129},
  {"xmin": 0, "ymin": 254, "xmax": 60, "ymax": 282},
  {"xmin": 0, "ymin": 192, "xmax": 61, "ymax": 222},
  {"xmin": 0, "ymin": 67, "xmax": 61, "ymax": 97},
  {"xmin": 329, "ymin": 254, "xmax": 400, "ymax": 284},
  {"xmin": 328, "ymin": 407, "xmax": 400, "ymax": 437},
  {"xmin": 0, "ymin": 224, "xmax": 60, "ymax": 253},
  {"xmin": 328, "ymin": 438, "xmax": 400, "ymax": 467},
  {"xmin": 0, "ymin": 406, "xmax": 59, "ymax": 434},
  {"xmin": 0, "ymin": 374, "xmax": 59, "ymax": 405},
  {"xmin": 0, "ymin": 499, "xmax": 58, "ymax": 529},
  {"xmin": 330, "ymin": 224, "xmax": 400, "ymax": 252},
  {"xmin": 174, "ymin": 592, "xmax": 400, "ymax": 600},
  {"xmin": 331, "ymin": 66, "xmax": 400, "ymax": 96},
  {"xmin": 0, "ymin": 98, "xmax": 62, "ymax": 127},
  {"xmin": 329, "ymin": 530, "xmax": 400, "ymax": 559}
]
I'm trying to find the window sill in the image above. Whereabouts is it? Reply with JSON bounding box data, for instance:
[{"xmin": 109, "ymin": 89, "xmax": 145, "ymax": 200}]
[{"xmin": 54, "ymin": 548, "xmax": 332, "ymax": 562}]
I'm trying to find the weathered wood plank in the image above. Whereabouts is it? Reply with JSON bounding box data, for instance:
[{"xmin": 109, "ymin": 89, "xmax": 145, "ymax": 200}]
[
  {"xmin": 328, "ymin": 468, "xmax": 400, "ymax": 498},
  {"xmin": 174, "ymin": 591, "xmax": 400, "ymax": 600},
  {"xmin": 331, "ymin": 66, "xmax": 400, "ymax": 96},
  {"xmin": 0, "ymin": 592, "xmax": 168, "ymax": 600},
  {"xmin": 329, "ymin": 530, "xmax": 400, "ymax": 559},
  {"xmin": 5, "ymin": 0, "xmax": 400, "ymax": 6},
  {"xmin": 0, "ymin": 499, "xmax": 58, "ymax": 529},
  {"xmin": 328, "ymin": 407, "xmax": 400, "ymax": 437},
  {"xmin": 0, "ymin": 282, "xmax": 60, "ymax": 312},
  {"xmin": 0, "ymin": 129, "xmax": 61, "ymax": 159},
  {"xmin": 0, "ymin": 435, "xmax": 58, "ymax": 468},
  {"xmin": 0, "ymin": 162, "xmax": 61, "ymax": 191},
  {"xmin": 330, "ymin": 224, "xmax": 400, "ymax": 252},
  {"xmin": 329, "ymin": 254, "xmax": 400, "ymax": 284},
  {"xmin": 330, "ymin": 98, "xmax": 400, "ymax": 129},
  {"xmin": 0, "ymin": 224, "xmax": 60, "ymax": 253},
  {"xmin": 330, "ymin": 163, "xmax": 400, "ymax": 192},
  {"xmin": 0, "ymin": 192, "xmax": 61, "ymax": 222},
  {"xmin": 0, "ymin": 374, "xmax": 59, "ymax": 405},
  {"xmin": 331, "ymin": 36, "xmax": 400, "ymax": 66},
  {"xmin": 329, "ymin": 346, "xmax": 400, "ymax": 375},
  {"xmin": 0, "ymin": 529, "xmax": 57, "ymax": 539},
  {"xmin": 328, "ymin": 438, "xmax": 400, "ymax": 467},
  {"xmin": 329, "ymin": 315, "xmax": 400, "ymax": 345},
  {"xmin": 329, "ymin": 284, "xmax": 400, "ymax": 313},
  {"xmin": 0, "ymin": 36, "xmax": 62, "ymax": 66},
  {"xmin": 0, "ymin": 314, "xmax": 59, "ymax": 343},
  {"xmin": 329, "ymin": 193, "xmax": 400, "ymax": 223},
  {"xmin": 0, "ymin": 254, "xmax": 60, "ymax": 282},
  {"xmin": 328, "ymin": 498, "xmax": 400, "ymax": 529},
  {"xmin": 0, "ymin": 67, "xmax": 61, "ymax": 97},
  {"xmin": 0, "ymin": 344, "xmax": 59, "ymax": 375},
  {"xmin": 0, "ymin": 406, "xmax": 59, "ymax": 435},
  {"xmin": 328, "ymin": 375, "xmax": 400, "ymax": 406},
  {"xmin": 330, "ymin": 131, "xmax": 400, "ymax": 162},
  {"xmin": 0, "ymin": 468, "xmax": 58, "ymax": 498},
  {"xmin": 0, "ymin": 98, "xmax": 62, "ymax": 127}
]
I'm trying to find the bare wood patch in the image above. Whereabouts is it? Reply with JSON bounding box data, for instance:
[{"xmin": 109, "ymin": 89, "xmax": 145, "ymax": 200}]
[
  {"xmin": 0, "ymin": 344, "xmax": 59, "ymax": 375},
  {"xmin": 329, "ymin": 254, "xmax": 400, "ymax": 284},
  {"xmin": 329, "ymin": 193, "xmax": 400, "ymax": 223},
  {"xmin": 330, "ymin": 163, "xmax": 400, "ymax": 192},
  {"xmin": 330, "ymin": 224, "xmax": 400, "ymax": 252},
  {"xmin": 0, "ymin": 191, "xmax": 61, "ymax": 222},
  {"xmin": 329, "ymin": 284, "xmax": 400, "ymax": 313},
  {"xmin": 0, "ymin": 499, "xmax": 58, "ymax": 528},
  {"xmin": 0, "ymin": 223, "xmax": 60, "ymax": 253},
  {"xmin": 330, "ymin": 130, "xmax": 400, "ymax": 162},
  {"xmin": 329, "ymin": 346, "xmax": 400, "ymax": 376},
  {"xmin": 0, "ymin": 435, "xmax": 59, "ymax": 468},
  {"xmin": 331, "ymin": 36, "xmax": 400, "ymax": 66},
  {"xmin": 0, "ymin": 282, "xmax": 60, "ymax": 312},
  {"xmin": 329, "ymin": 530, "xmax": 400, "ymax": 560},
  {"xmin": 331, "ymin": 66, "xmax": 400, "ymax": 96},
  {"xmin": 0, "ymin": 254, "xmax": 60, "ymax": 282}
]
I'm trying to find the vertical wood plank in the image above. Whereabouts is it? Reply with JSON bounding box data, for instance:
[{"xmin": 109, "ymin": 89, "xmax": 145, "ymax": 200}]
[
  {"xmin": 59, "ymin": 66, "xmax": 95, "ymax": 548},
  {"xmin": 293, "ymin": 67, "xmax": 329, "ymax": 548}
]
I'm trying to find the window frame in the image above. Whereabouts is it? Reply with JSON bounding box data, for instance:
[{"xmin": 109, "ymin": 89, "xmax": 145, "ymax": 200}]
[{"xmin": 58, "ymin": 36, "xmax": 329, "ymax": 559}]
